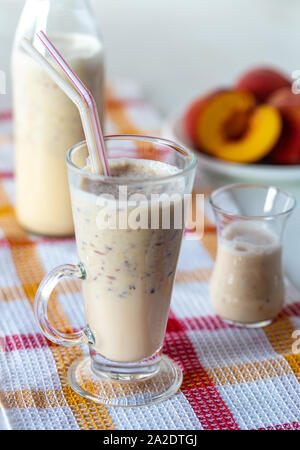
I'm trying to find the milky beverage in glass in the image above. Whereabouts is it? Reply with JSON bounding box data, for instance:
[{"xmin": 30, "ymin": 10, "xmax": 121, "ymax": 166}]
[
  {"xmin": 209, "ymin": 184, "xmax": 295, "ymax": 327},
  {"xmin": 12, "ymin": 32, "xmax": 104, "ymax": 236},
  {"xmin": 210, "ymin": 221, "xmax": 284, "ymax": 324},
  {"xmin": 71, "ymin": 158, "xmax": 185, "ymax": 362}
]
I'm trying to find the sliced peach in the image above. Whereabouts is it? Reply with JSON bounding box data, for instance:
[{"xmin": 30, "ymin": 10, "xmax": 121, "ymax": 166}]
[
  {"xmin": 236, "ymin": 67, "xmax": 291, "ymax": 103},
  {"xmin": 184, "ymin": 89, "xmax": 282, "ymax": 163},
  {"xmin": 194, "ymin": 91, "xmax": 282, "ymax": 162},
  {"xmin": 196, "ymin": 90, "xmax": 255, "ymax": 154},
  {"xmin": 184, "ymin": 89, "xmax": 225, "ymax": 147},
  {"xmin": 212, "ymin": 105, "xmax": 282, "ymax": 163}
]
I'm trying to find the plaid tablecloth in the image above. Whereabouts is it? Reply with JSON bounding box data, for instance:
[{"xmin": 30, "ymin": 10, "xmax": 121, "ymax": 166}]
[{"xmin": 0, "ymin": 80, "xmax": 300, "ymax": 430}]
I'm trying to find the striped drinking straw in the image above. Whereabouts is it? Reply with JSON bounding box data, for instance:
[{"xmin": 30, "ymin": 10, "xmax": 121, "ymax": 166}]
[{"xmin": 21, "ymin": 33, "xmax": 110, "ymax": 176}]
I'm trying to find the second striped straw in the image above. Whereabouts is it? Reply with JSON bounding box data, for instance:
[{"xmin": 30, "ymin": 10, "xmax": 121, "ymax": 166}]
[{"xmin": 21, "ymin": 31, "xmax": 110, "ymax": 176}]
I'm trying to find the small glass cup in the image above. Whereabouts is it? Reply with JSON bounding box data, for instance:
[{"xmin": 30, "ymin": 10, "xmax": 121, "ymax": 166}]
[
  {"xmin": 35, "ymin": 135, "xmax": 197, "ymax": 406},
  {"xmin": 209, "ymin": 183, "xmax": 296, "ymax": 328}
]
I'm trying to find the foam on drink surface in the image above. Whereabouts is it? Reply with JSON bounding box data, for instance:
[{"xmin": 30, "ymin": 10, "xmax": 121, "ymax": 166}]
[
  {"xmin": 221, "ymin": 221, "xmax": 280, "ymax": 254},
  {"xmin": 80, "ymin": 158, "xmax": 182, "ymax": 197}
]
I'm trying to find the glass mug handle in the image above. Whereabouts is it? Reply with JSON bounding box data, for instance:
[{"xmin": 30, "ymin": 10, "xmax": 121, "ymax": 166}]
[{"xmin": 35, "ymin": 263, "xmax": 88, "ymax": 347}]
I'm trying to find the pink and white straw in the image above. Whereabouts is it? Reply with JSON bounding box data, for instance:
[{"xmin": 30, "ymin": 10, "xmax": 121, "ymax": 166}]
[{"xmin": 21, "ymin": 32, "xmax": 109, "ymax": 176}]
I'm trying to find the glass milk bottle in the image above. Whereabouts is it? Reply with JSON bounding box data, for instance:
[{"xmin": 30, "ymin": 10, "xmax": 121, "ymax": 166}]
[{"xmin": 12, "ymin": 0, "xmax": 105, "ymax": 236}]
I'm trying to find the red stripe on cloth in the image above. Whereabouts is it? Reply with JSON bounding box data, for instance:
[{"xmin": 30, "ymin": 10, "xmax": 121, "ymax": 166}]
[
  {"xmin": 4, "ymin": 333, "xmax": 49, "ymax": 352},
  {"xmin": 0, "ymin": 171, "xmax": 14, "ymax": 179},
  {"xmin": 0, "ymin": 111, "xmax": 12, "ymax": 122},
  {"xmin": 166, "ymin": 301, "xmax": 300, "ymax": 334},
  {"xmin": 167, "ymin": 315, "xmax": 232, "ymax": 332},
  {"xmin": 164, "ymin": 311, "xmax": 239, "ymax": 430},
  {"xmin": 282, "ymin": 302, "xmax": 300, "ymax": 317},
  {"xmin": 3, "ymin": 329, "xmax": 85, "ymax": 352},
  {"xmin": 0, "ymin": 239, "xmax": 9, "ymax": 248},
  {"xmin": 257, "ymin": 422, "xmax": 300, "ymax": 430}
]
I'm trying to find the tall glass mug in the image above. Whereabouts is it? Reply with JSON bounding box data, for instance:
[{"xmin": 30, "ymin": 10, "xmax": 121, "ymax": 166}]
[
  {"xmin": 210, "ymin": 184, "xmax": 296, "ymax": 328},
  {"xmin": 35, "ymin": 136, "xmax": 197, "ymax": 406}
]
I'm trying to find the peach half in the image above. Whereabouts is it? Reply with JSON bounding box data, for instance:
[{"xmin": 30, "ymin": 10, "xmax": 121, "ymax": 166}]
[
  {"xmin": 184, "ymin": 90, "xmax": 282, "ymax": 163},
  {"xmin": 235, "ymin": 67, "xmax": 291, "ymax": 103}
]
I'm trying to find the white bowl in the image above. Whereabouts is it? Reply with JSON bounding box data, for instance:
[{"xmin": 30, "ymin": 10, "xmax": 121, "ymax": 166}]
[{"xmin": 162, "ymin": 108, "xmax": 300, "ymax": 185}]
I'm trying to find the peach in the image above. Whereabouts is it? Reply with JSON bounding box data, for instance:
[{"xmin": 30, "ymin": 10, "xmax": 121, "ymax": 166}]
[
  {"xmin": 266, "ymin": 109, "xmax": 300, "ymax": 164},
  {"xmin": 184, "ymin": 89, "xmax": 254, "ymax": 148},
  {"xmin": 236, "ymin": 67, "xmax": 291, "ymax": 103},
  {"xmin": 184, "ymin": 89, "xmax": 282, "ymax": 163},
  {"xmin": 212, "ymin": 104, "xmax": 282, "ymax": 163},
  {"xmin": 268, "ymin": 86, "xmax": 300, "ymax": 109},
  {"xmin": 184, "ymin": 90, "xmax": 225, "ymax": 147},
  {"xmin": 267, "ymin": 87, "xmax": 300, "ymax": 164}
]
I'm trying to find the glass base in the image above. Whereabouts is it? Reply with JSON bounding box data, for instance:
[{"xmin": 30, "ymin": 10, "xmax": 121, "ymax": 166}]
[
  {"xmin": 67, "ymin": 354, "xmax": 183, "ymax": 407},
  {"xmin": 223, "ymin": 317, "xmax": 273, "ymax": 328}
]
